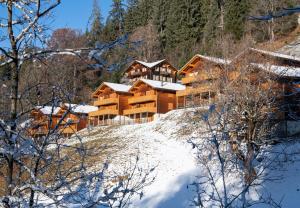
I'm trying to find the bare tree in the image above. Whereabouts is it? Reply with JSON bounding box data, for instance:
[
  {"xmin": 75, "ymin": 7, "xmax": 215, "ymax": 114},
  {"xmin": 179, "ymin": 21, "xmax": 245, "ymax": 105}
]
[
  {"xmin": 187, "ymin": 50, "xmax": 298, "ymax": 207},
  {"xmin": 0, "ymin": 1, "xmax": 153, "ymax": 207}
]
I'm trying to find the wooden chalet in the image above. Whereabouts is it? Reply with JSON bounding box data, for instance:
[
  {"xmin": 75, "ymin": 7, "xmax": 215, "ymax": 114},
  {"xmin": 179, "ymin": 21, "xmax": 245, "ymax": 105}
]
[
  {"xmin": 57, "ymin": 104, "xmax": 98, "ymax": 137},
  {"xmin": 123, "ymin": 60, "xmax": 178, "ymax": 84},
  {"xmin": 176, "ymin": 54, "xmax": 234, "ymax": 108},
  {"xmin": 29, "ymin": 106, "xmax": 61, "ymax": 137},
  {"xmin": 249, "ymin": 63, "xmax": 300, "ymax": 120},
  {"xmin": 123, "ymin": 79, "xmax": 185, "ymax": 123},
  {"xmin": 88, "ymin": 82, "xmax": 132, "ymax": 126}
]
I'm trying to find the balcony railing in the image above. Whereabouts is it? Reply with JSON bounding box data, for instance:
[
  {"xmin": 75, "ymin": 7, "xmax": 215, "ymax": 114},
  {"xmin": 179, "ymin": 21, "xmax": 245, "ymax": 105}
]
[
  {"xmin": 181, "ymin": 76, "xmax": 197, "ymax": 84},
  {"xmin": 176, "ymin": 84, "xmax": 215, "ymax": 97},
  {"xmin": 89, "ymin": 108, "xmax": 119, "ymax": 117},
  {"xmin": 123, "ymin": 106, "xmax": 157, "ymax": 115},
  {"xmin": 94, "ymin": 94, "xmax": 118, "ymax": 106},
  {"xmin": 182, "ymin": 72, "xmax": 220, "ymax": 84},
  {"xmin": 128, "ymin": 91, "xmax": 157, "ymax": 104}
]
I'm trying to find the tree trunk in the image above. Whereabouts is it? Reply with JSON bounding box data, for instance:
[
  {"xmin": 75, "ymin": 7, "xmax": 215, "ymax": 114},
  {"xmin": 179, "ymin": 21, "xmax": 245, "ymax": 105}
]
[
  {"xmin": 73, "ymin": 65, "xmax": 78, "ymax": 102},
  {"xmin": 7, "ymin": 0, "xmax": 20, "ymax": 196}
]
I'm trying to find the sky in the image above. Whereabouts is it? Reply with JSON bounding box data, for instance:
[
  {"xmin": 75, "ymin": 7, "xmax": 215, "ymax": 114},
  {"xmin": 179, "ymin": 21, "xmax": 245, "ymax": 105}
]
[
  {"xmin": 52, "ymin": 0, "xmax": 113, "ymax": 32},
  {"xmin": 0, "ymin": 0, "xmax": 113, "ymax": 48}
]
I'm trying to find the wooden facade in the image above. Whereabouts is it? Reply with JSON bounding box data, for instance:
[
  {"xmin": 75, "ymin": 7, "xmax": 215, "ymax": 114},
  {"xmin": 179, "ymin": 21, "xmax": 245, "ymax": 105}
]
[
  {"xmin": 176, "ymin": 48, "xmax": 300, "ymax": 112},
  {"xmin": 123, "ymin": 60, "xmax": 178, "ymax": 84},
  {"xmin": 89, "ymin": 82, "xmax": 132, "ymax": 126},
  {"xmin": 29, "ymin": 104, "xmax": 97, "ymax": 137},
  {"xmin": 29, "ymin": 106, "xmax": 61, "ymax": 137},
  {"xmin": 123, "ymin": 79, "xmax": 185, "ymax": 123},
  {"xmin": 176, "ymin": 55, "xmax": 232, "ymax": 108},
  {"xmin": 57, "ymin": 104, "xmax": 97, "ymax": 137}
]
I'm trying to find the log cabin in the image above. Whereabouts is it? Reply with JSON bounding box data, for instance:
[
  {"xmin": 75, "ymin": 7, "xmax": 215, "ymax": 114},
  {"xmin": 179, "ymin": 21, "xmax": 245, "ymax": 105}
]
[
  {"xmin": 29, "ymin": 106, "xmax": 61, "ymax": 137},
  {"xmin": 123, "ymin": 79, "xmax": 185, "ymax": 123},
  {"xmin": 176, "ymin": 54, "xmax": 233, "ymax": 108},
  {"xmin": 123, "ymin": 59, "xmax": 178, "ymax": 84},
  {"xmin": 88, "ymin": 82, "xmax": 132, "ymax": 126},
  {"xmin": 57, "ymin": 103, "xmax": 98, "ymax": 137}
]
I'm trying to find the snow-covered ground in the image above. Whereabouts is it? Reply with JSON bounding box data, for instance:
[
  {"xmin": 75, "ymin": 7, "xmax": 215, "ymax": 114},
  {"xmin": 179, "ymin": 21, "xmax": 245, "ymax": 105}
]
[{"xmin": 65, "ymin": 108, "xmax": 300, "ymax": 208}]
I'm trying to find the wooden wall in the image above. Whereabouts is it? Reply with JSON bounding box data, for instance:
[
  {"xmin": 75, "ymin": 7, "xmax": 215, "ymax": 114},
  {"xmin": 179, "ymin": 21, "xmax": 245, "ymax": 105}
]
[
  {"xmin": 157, "ymin": 91, "xmax": 177, "ymax": 114},
  {"xmin": 118, "ymin": 93, "xmax": 131, "ymax": 115}
]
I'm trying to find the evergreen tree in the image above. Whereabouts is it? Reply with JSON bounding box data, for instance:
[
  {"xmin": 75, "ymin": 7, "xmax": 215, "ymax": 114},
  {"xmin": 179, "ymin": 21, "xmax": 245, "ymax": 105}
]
[
  {"xmin": 165, "ymin": 0, "xmax": 185, "ymax": 51},
  {"xmin": 224, "ymin": 0, "xmax": 250, "ymax": 40},
  {"xmin": 88, "ymin": 0, "xmax": 104, "ymax": 46},
  {"xmin": 125, "ymin": 0, "xmax": 155, "ymax": 33},
  {"xmin": 124, "ymin": 0, "xmax": 140, "ymax": 32},
  {"xmin": 106, "ymin": 0, "xmax": 126, "ymax": 40},
  {"xmin": 201, "ymin": 0, "xmax": 221, "ymax": 54},
  {"xmin": 153, "ymin": 0, "xmax": 170, "ymax": 49},
  {"xmin": 138, "ymin": 0, "xmax": 155, "ymax": 26}
]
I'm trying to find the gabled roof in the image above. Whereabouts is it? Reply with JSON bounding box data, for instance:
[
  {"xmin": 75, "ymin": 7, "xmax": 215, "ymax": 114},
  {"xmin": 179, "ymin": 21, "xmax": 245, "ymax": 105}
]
[
  {"xmin": 124, "ymin": 59, "xmax": 177, "ymax": 73},
  {"xmin": 92, "ymin": 82, "xmax": 132, "ymax": 97},
  {"xmin": 131, "ymin": 79, "xmax": 185, "ymax": 91},
  {"xmin": 250, "ymin": 48, "xmax": 300, "ymax": 62},
  {"xmin": 63, "ymin": 103, "xmax": 98, "ymax": 114},
  {"xmin": 179, "ymin": 54, "xmax": 231, "ymax": 74},
  {"xmin": 103, "ymin": 82, "xmax": 132, "ymax": 93},
  {"xmin": 251, "ymin": 63, "xmax": 300, "ymax": 78},
  {"xmin": 35, "ymin": 106, "xmax": 61, "ymax": 115},
  {"xmin": 136, "ymin": 60, "xmax": 166, "ymax": 68}
]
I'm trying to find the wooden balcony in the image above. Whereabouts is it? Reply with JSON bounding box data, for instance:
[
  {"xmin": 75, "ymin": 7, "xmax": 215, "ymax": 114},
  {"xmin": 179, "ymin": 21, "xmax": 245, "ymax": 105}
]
[
  {"xmin": 128, "ymin": 92, "xmax": 157, "ymax": 104},
  {"xmin": 89, "ymin": 108, "xmax": 119, "ymax": 117},
  {"xmin": 182, "ymin": 73, "xmax": 220, "ymax": 84},
  {"xmin": 176, "ymin": 84, "xmax": 215, "ymax": 97},
  {"xmin": 94, "ymin": 96, "xmax": 118, "ymax": 106},
  {"xmin": 182, "ymin": 76, "xmax": 197, "ymax": 84},
  {"xmin": 123, "ymin": 106, "xmax": 157, "ymax": 115}
]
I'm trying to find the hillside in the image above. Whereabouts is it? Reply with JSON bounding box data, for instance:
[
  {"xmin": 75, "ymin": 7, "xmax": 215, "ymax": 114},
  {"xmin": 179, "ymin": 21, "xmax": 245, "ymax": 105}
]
[{"xmin": 61, "ymin": 108, "xmax": 300, "ymax": 208}]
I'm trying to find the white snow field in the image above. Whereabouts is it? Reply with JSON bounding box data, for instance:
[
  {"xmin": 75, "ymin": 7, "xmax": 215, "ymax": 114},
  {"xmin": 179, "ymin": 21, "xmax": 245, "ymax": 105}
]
[{"xmin": 65, "ymin": 108, "xmax": 300, "ymax": 208}]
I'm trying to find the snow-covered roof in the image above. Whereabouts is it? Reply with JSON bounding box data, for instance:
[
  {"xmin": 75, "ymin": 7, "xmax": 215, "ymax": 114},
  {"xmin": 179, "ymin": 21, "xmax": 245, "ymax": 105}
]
[
  {"xmin": 35, "ymin": 106, "xmax": 61, "ymax": 115},
  {"xmin": 250, "ymin": 48, "xmax": 300, "ymax": 62},
  {"xmin": 195, "ymin": 54, "xmax": 231, "ymax": 65},
  {"xmin": 136, "ymin": 59, "xmax": 166, "ymax": 68},
  {"xmin": 64, "ymin": 104, "xmax": 98, "ymax": 114},
  {"xmin": 179, "ymin": 54, "xmax": 231, "ymax": 74},
  {"xmin": 138, "ymin": 79, "xmax": 186, "ymax": 91},
  {"xmin": 251, "ymin": 63, "xmax": 300, "ymax": 78},
  {"xmin": 103, "ymin": 82, "xmax": 131, "ymax": 93}
]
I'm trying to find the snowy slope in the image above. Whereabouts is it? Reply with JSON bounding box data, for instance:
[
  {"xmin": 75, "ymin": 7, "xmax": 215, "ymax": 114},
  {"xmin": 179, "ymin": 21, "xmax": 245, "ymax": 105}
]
[{"xmin": 68, "ymin": 108, "xmax": 300, "ymax": 208}]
